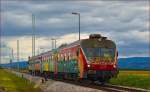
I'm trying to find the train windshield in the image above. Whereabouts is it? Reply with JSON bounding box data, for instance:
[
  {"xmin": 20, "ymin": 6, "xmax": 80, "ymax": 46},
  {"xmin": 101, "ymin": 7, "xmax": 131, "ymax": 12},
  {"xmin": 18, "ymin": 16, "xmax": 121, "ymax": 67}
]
[{"xmin": 83, "ymin": 48, "xmax": 115, "ymax": 61}]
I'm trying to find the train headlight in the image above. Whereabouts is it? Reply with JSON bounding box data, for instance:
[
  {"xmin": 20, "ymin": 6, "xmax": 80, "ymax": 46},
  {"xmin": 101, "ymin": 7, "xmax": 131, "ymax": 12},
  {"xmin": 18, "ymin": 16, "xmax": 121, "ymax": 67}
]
[
  {"xmin": 113, "ymin": 64, "xmax": 116, "ymax": 68},
  {"xmin": 87, "ymin": 64, "xmax": 91, "ymax": 68}
]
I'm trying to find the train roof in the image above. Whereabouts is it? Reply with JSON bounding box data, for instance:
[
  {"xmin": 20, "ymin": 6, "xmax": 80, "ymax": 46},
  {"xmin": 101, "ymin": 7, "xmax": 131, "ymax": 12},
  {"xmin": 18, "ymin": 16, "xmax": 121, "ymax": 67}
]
[
  {"xmin": 81, "ymin": 39, "xmax": 116, "ymax": 48},
  {"xmin": 31, "ymin": 49, "xmax": 58, "ymax": 59},
  {"xmin": 58, "ymin": 38, "xmax": 116, "ymax": 50},
  {"xmin": 58, "ymin": 34, "xmax": 116, "ymax": 49},
  {"xmin": 58, "ymin": 40, "xmax": 81, "ymax": 50},
  {"xmin": 30, "ymin": 34, "xmax": 116, "ymax": 59}
]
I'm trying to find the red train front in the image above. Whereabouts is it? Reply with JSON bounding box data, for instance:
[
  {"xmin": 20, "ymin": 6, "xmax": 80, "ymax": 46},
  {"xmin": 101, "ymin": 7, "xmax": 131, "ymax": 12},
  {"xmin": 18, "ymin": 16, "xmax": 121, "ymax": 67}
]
[{"xmin": 79, "ymin": 34, "xmax": 118, "ymax": 83}]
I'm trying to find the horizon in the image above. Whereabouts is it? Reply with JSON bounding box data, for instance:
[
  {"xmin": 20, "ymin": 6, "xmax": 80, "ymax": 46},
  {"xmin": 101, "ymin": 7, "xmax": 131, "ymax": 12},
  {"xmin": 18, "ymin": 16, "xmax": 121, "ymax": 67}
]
[{"xmin": 1, "ymin": 56, "xmax": 150, "ymax": 64}]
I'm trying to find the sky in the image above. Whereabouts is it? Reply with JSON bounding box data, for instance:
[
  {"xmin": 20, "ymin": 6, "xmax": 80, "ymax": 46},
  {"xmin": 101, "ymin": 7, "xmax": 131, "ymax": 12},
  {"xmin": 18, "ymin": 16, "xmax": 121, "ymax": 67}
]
[{"xmin": 0, "ymin": 0, "xmax": 149, "ymax": 63}]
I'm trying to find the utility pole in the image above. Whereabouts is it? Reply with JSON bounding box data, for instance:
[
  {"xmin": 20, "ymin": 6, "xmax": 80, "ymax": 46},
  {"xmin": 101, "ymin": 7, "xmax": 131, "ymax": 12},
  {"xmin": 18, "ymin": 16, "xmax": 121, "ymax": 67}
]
[
  {"xmin": 12, "ymin": 48, "xmax": 14, "ymax": 60},
  {"xmin": 72, "ymin": 12, "xmax": 80, "ymax": 41},
  {"xmin": 0, "ymin": 41, "xmax": 1, "ymax": 64},
  {"xmin": 10, "ymin": 48, "xmax": 14, "ymax": 69},
  {"xmin": 54, "ymin": 39, "xmax": 56, "ymax": 49},
  {"xmin": 51, "ymin": 39, "xmax": 54, "ymax": 50},
  {"xmin": 51, "ymin": 38, "xmax": 57, "ymax": 50},
  {"xmin": 32, "ymin": 14, "xmax": 36, "ymax": 76},
  {"xmin": 17, "ymin": 40, "xmax": 19, "ymax": 71},
  {"xmin": 32, "ymin": 14, "xmax": 36, "ymax": 57},
  {"xmin": 148, "ymin": 0, "xmax": 150, "ymax": 56},
  {"xmin": 9, "ymin": 51, "xmax": 11, "ymax": 69}
]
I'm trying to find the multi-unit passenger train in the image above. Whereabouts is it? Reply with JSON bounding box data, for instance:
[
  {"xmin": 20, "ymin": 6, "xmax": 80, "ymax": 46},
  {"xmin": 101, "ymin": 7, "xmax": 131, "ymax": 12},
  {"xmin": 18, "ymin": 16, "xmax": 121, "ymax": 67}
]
[{"xmin": 28, "ymin": 34, "xmax": 118, "ymax": 83}]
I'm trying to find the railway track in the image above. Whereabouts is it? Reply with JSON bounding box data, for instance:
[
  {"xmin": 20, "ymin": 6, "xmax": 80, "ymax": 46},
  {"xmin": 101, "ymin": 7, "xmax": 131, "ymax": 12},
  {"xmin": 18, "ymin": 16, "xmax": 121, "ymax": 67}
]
[
  {"xmin": 9, "ymin": 70, "xmax": 150, "ymax": 92},
  {"xmin": 102, "ymin": 84, "xmax": 150, "ymax": 92},
  {"xmin": 54, "ymin": 78, "xmax": 150, "ymax": 92}
]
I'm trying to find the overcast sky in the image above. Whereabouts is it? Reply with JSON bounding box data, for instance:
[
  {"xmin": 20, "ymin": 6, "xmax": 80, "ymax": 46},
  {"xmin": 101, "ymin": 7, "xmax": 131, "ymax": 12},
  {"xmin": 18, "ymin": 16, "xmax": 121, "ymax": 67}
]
[{"xmin": 1, "ymin": 0, "xmax": 149, "ymax": 63}]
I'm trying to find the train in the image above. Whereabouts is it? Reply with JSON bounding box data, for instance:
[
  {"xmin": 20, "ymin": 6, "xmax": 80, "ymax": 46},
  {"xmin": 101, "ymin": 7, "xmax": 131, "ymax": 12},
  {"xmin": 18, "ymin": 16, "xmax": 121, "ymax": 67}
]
[{"xmin": 28, "ymin": 34, "xmax": 119, "ymax": 83}]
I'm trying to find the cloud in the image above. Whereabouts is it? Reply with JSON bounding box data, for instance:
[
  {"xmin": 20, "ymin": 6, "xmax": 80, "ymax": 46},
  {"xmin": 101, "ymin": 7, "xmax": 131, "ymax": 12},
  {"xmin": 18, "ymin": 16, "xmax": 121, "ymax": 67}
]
[
  {"xmin": 1, "ymin": 1, "xmax": 148, "ymax": 35},
  {"xmin": 3, "ymin": 12, "xmax": 32, "ymax": 27},
  {"xmin": 1, "ymin": 1, "xmax": 149, "ymax": 63}
]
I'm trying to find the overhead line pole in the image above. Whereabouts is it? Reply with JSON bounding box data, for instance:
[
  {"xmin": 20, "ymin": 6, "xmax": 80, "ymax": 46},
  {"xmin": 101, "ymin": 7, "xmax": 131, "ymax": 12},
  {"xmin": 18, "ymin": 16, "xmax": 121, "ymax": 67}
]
[
  {"xmin": 9, "ymin": 50, "xmax": 11, "ymax": 69},
  {"xmin": 79, "ymin": 14, "xmax": 80, "ymax": 41},
  {"xmin": 51, "ymin": 38, "xmax": 57, "ymax": 50},
  {"xmin": 51, "ymin": 39, "xmax": 54, "ymax": 50},
  {"xmin": 148, "ymin": 0, "xmax": 150, "ymax": 56},
  {"xmin": 55, "ymin": 39, "xmax": 56, "ymax": 49},
  {"xmin": 10, "ymin": 48, "xmax": 14, "ymax": 69},
  {"xmin": 17, "ymin": 40, "xmax": 19, "ymax": 71},
  {"xmin": 32, "ymin": 14, "xmax": 36, "ymax": 76},
  {"xmin": 32, "ymin": 14, "xmax": 36, "ymax": 57},
  {"xmin": 72, "ymin": 12, "xmax": 80, "ymax": 41},
  {"xmin": 12, "ymin": 48, "xmax": 14, "ymax": 60},
  {"xmin": 0, "ymin": 31, "xmax": 1, "ymax": 64}
]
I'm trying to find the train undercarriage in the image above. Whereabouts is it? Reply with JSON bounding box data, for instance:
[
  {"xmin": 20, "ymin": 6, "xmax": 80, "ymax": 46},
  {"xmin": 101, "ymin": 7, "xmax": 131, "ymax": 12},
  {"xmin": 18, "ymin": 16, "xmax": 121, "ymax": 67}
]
[{"xmin": 29, "ymin": 69, "xmax": 118, "ymax": 84}]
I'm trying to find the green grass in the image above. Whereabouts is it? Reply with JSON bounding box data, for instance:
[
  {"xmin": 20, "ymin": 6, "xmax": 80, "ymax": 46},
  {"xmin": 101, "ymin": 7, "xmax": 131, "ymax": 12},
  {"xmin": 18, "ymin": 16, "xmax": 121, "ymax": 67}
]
[
  {"xmin": 0, "ymin": 69, "xmax": 41, "ymax": 92},
  {"xmin": 110, "ymin": 70, "xmax": 150, "ymax": 89}
]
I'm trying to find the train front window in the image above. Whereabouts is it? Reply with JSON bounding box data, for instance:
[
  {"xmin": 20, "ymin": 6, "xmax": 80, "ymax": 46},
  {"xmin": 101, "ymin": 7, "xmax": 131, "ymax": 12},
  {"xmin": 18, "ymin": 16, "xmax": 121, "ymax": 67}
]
[
  {"xmin": 83, "ymin": 48, "xmax": 100, "ymax": 57},
  {"xmin": 101, "ymin": 48, "xmax": 115, "ymax": 59},
  {"xmin": 83, "ymin": 48, "xmax": 115, "ymax": 61}
]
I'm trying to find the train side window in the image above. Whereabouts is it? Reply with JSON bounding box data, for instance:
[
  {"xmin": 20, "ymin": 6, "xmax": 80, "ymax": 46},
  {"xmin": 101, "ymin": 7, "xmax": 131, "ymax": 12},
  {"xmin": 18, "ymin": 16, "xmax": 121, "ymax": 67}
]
[
  {"xmin": 57, "ymin": 54, "xmax": 59, "ymax": 61},
  {"xmin": 76, "ymin": 49, "xmax": 79, "ymax": 57},
  {"xmin": 73, "ymin": 52, "xmax": 75, "ymax": 59},
  {"xmin": 49, "ymin": 56, "xmax": 50, "ymax": 61},
  {"xmin": 46, "ymin": 57, "xmax": 47, "ymax": 62},
  {"xmin": 51, "ymin": 56, "xmax": 53, "ymax": 61},
  {"xmin": 59, "ymin": 54, "xmax": 61, "ymax": 61},
  {"xmin": 67, "ymin": 56, "xmax": 69, "ymax": 61},
  {"xmin": 47, "ymin": 56, "xmax": 49, "ymax": 62},
  {"xmin": 49, "ymin": 56, "xmax": 50, "ymax": 62},
  {"xmin": 70, "ymin": 53, "xmax": 72, "ymax": 60},
  {"xmin": 68, "ymin": 52, "xmax": 70, "ymax": 61},
  {"xmin": 52, "ymin": 55, "xmax": 53, "ymax": 61},
  {"xmin": 117, "ymin": 51, "xmax": 118, "ymax": 57},
  {"xmin": 64, "ymin": 56, "xmax": 65, "ymax": 61},
  {"xmin": 61, "ymin": 54, "xmax": 63, "ymax": 61},
  {"xmin": 65, "ymin": 53, "xmax": 67, "ymax": 61}
]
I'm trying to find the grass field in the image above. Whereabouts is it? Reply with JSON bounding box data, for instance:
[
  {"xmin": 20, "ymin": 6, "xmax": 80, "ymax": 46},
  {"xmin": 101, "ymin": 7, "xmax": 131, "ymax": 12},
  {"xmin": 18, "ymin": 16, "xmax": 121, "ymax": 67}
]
[
  {"xmin": 0, "ymin": 69, "xmax": 41, "ymax": 92},
  {"xmin": 110, "ymin": 70, "xmax": 150, "ymax": 89}
]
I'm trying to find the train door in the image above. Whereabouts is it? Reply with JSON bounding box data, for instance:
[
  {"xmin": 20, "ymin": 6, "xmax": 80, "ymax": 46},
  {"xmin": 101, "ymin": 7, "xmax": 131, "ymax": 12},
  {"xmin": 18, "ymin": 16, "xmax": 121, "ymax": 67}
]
[
  {"xmin": 41, "ymin": 56, "xmax": 44, "ymax": 73},
  {"xmin": 77, "ymin": 47, "xmax": 87, "ymax": 79},
  {"xmin": 54, "ymin": 53, "xmax": 58, "ymax": 77}
]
